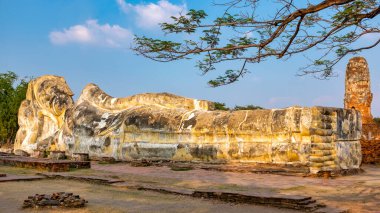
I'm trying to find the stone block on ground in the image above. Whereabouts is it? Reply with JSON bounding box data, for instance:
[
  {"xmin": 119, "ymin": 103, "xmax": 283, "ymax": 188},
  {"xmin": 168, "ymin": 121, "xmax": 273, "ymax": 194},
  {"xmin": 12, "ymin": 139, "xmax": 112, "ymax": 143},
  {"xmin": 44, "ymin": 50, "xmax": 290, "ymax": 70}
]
[
  {"xmin": 22, "ymin": 192, "xmax": 87, "ymax": 209},
  {"xmin": 72, "ymin": 153, "xmax": 90, "ymax": 161},
  {"xmin": 49, "ymin": 151, "xmax": 66, "ymax": 160}
]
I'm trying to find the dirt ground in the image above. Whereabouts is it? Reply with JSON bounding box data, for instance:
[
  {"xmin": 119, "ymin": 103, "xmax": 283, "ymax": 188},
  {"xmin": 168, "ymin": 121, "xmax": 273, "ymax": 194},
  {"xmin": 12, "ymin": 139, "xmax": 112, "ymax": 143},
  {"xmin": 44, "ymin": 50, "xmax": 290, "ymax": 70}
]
[
  {"xmin": 0, "ymin": 179, "xmax": 298, "ymax": 213},
  {"xmin": 85, "ymin": 163, "xmax": 380, "ymax": 212},
  {"xmin": 1, "ymin": 163, "xmax": 380, "ymax": 212}
]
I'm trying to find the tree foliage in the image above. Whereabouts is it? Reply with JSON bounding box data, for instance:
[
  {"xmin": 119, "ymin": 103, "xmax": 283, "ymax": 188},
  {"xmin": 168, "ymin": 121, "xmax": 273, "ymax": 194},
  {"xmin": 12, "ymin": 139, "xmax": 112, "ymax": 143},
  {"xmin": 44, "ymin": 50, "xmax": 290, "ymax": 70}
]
[
  {"xmin": 0, "ymin": 71, "xmax": 29, "ymax": 145},
  {"xmin": 213, "ymin": 102, "xmax": 263, "ymax": 110},
  {"xmin": 133, "ymin": 0, "xmax": 380, "ymax": 87},
  {"xmin": 233, "ymin": 104, "xmax": 263, "ymax": 110},
  {"xmin": 214, "ymin": 102, "xmax": 230, "ymax": 110},
  {"xmin": 374, "ymin": 117, "xmax": 380, "ymax": 125}
]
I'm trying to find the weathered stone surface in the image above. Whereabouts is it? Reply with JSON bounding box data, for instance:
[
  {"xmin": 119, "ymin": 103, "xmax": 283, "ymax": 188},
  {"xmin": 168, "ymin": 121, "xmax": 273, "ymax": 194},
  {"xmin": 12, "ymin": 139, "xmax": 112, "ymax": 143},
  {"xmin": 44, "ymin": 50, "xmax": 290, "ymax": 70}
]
[
  {"xmin": 78, "ymin": 83, "xmax": 214, "ymax": 111},
  {"xmin": 22, "ymin": 192, "xmax": 87, "ymax": 209},
  {"xmin": 344, "ymin": 57, "xmax": 373, "ymax": 124},
  {"xmin": 14, "ymin": 75, "xmax": 363, "ymax": 174},
  {"xmin": 14, "ymin": 75, "xmax": 74, "ymax": 154},
  {"xmin": 344, "ymin": 57, "xmax": 380, "ymax": 163},
  {"xmin": 361, "ymin": 139, "xmax": 380, "ymax": 163},
  {"xmin": 69, "ymin": 84, "xmax": 361, "ymax": 174},
  {"xmin": 0, "ymin": 174, "xmax": 45, "ymax": 182},
  {"xmin": 0, "ymin": 154, "xmax": 90, "ymax": 172},
  {"xmin": 72, "ymin": 153, "xmax": 90, "ymax": 161},
  {"xmin": 49, "ymin": 151, "xmax": 66, "ymax": 160}
]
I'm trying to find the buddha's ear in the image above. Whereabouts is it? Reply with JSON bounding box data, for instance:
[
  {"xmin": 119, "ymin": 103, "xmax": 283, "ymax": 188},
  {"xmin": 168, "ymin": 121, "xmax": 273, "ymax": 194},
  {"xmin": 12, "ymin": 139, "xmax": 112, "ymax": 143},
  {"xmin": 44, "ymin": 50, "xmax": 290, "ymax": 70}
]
[
  {"xmin": 25, "ymin": 79, "xmax": 34, "ymax": 101},
  {"xmin": 64, "ymin": 85, "xmax": 74, "ymax": 97},
  {"xmin": 59, "ymin": 77, "xmax": 74, "ymax": 96}
]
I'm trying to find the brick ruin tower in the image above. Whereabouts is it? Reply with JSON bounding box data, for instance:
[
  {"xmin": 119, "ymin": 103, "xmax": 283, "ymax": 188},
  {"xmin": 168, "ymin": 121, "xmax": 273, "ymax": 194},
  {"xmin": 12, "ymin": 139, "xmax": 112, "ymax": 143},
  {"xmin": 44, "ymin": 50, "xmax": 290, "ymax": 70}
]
[
  {"xmin": 345, "ymin": 57, "xmax": 380, "ymax": 163},
  {"xmin": 344, "ymin": 57, "xmax": 373, "ymax": 125}
]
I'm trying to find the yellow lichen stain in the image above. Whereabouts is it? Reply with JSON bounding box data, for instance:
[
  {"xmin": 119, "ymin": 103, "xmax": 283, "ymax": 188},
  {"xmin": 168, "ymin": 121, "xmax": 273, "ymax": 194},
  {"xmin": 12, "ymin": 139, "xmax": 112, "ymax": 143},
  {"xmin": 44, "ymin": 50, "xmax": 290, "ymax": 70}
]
[
  {"xmin": 216, "ymin": 150, "xmax": 228, "ymax": 160},
  {"xmin": 228, "ymin": 144, "xmax": 240, "ymax": 159},
  {"xmin": 287, "ymin": 151, "xmax": 300, "ymax": 162},
  {"xmin": 103, "ymin": 145, "xmax": 113, "ymax": 156},
  {"xmin": 272, "ymin": 151, "xmax": 289, "ymax": 163},
  {"xmin": 48, "ymin": 143, "xmax": 57, "ymax": 152},
  {"xmin": 124, "ymin": 125, "xmax": 141, "ymax": 133},
  {"xmin": 244, "ymin": 154, "xmax": 271, "ymax": 162},
  {"xmin": 172, "ymin": 148, "xmax": 193, "ymax": 161}
]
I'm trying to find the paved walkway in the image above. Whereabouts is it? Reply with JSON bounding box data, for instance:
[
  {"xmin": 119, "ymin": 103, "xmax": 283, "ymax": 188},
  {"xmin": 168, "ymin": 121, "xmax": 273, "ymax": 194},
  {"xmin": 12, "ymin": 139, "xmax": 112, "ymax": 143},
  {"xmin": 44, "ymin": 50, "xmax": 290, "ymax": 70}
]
[
  {"xmin": 0, "ymin": 174, "xmax": 44, "ymax": 182},
  {"xmin": 0, "ymin": 179, "xmax": 299, "ymax": 213},
  {"xmin": 88, "ymin": 163, "xmax": 380, "ymax": 213},
  {"xmin": 1, "ymin": 163, "xmax": 379, "ymax": 212}
]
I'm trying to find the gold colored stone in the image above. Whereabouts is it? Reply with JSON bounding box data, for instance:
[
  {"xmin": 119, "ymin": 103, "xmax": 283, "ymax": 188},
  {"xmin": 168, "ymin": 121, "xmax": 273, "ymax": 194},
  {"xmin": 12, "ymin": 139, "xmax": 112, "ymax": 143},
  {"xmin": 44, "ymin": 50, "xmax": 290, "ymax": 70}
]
[
  {"xmin": 344, "ymin": 57, "xmax": 373, "ymax": 124},
  {"xmin": 311, "ymin": 135, "xmax": 333, "ymax": 143},
  {"xmin": 13, "ymin": 75, "xmax": 363, "ymax": 174},
  {"xmin": 14, "ymin": 75, "xmax": 74, "ymax": 154}
]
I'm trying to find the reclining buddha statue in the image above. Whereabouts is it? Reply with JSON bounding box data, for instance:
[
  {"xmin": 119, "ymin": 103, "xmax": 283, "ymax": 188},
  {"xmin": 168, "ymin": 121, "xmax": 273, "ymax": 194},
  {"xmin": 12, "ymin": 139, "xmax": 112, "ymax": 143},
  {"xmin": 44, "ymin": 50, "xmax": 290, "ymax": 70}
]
[{"xmin": 14, "ymin": 75, "xmax": 362, "ymax": 174}]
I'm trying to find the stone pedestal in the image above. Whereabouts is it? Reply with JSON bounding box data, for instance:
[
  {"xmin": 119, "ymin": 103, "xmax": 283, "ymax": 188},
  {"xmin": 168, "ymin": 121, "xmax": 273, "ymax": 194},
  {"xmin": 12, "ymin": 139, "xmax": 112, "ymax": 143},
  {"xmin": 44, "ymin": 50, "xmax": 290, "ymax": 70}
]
[
  {"xmin": 14, "ymin": 149, "xmax": 30, "ymax": 157},
  {"xmin": 49, "ymin": 151, "xmax": 66, "ymax": 160},
  {"xmin": 31, "ymin": 150, "xmax": 46, "ymax": 158},
  {"xmin": 72, "ymin": 153, "xmax": 90, "ymax": 161}
]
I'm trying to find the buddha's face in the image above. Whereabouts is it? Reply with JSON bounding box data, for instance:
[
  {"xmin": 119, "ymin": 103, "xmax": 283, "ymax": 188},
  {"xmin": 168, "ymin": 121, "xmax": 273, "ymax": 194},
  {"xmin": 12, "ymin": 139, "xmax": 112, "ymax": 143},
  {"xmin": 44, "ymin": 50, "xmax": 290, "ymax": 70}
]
[{"xmin": 37, "ymin": 77, "xmax": 74, "ymax": 116}]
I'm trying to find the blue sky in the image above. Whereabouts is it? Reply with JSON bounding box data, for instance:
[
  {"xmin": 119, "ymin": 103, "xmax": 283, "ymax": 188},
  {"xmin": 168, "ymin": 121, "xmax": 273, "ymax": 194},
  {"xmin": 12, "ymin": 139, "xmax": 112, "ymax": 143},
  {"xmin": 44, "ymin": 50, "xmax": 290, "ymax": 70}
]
[{"xmin": 1, "ymin": 0, "xmax": 380, "ymax": 115}]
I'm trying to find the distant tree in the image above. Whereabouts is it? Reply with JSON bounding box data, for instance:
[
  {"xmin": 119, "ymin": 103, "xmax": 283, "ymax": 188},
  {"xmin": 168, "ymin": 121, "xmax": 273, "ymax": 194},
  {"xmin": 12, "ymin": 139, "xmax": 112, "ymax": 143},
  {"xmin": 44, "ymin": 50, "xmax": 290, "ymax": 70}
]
[
  {"xmin": 374, "ymin": 117, "xmax": 380, "ymax": 125},
  {"xmin": 133, "ymin": 0, "xmax": 380, "ymax": 87},
  {"xmin": 213, "ymin": 102, "xmax": 263, "ymax": 110},
  {"xmin": 0, "ymin": 71, "xmax": 29, "ymax": 145},
  {"xmin": 234, "ymin": 105, "xmax": 263, "ymax": 110},
  {"xmin": 213, "ymin": 102, "xmax": 230, "ymax": 110}
]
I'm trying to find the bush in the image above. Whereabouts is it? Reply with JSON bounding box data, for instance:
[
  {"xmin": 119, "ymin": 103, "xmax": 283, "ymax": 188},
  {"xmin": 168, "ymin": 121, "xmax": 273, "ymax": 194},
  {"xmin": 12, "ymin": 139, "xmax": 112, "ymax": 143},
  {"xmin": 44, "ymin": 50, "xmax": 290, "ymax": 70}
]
[{"xmin": 0, "ymin": 71, "xmax": 29, "ymax": 145}]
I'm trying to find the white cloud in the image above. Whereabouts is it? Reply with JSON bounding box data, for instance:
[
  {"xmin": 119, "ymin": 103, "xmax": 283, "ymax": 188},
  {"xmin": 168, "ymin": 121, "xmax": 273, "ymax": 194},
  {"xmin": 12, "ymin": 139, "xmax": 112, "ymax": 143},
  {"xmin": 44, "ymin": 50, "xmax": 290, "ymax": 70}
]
[
  {"xmin": 117, "ymin": 0, "xmax": 187, "ymax": 29},
  {"xmin": 116, "ymin": 0, "xmax": 130, "ymax": 13},
  {"xmin": 49, "ymin": 20, "xmax": 133, "ymax": 48}
]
